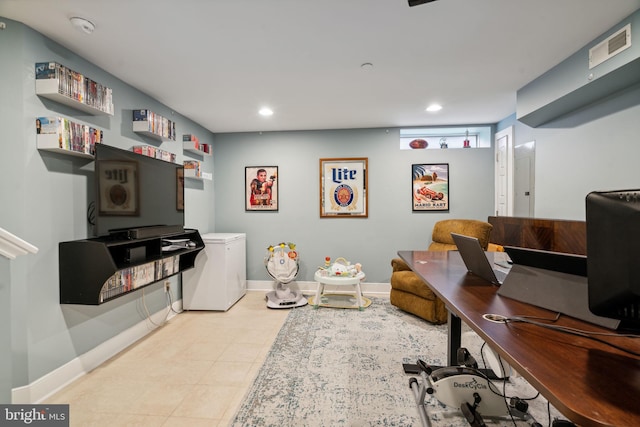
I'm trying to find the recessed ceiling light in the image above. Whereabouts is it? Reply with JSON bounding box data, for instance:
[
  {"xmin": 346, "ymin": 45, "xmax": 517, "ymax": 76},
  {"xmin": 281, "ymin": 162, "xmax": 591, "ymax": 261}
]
[
  {"xmin": 69, "ymin": 17, "xmax": 95, "ymax": 35},
  {"xmin": 259, "ymin": 107, "xmax": 274, "ymax": 116},
  {"xmin": 426, "ymin": 104, "xmax": 442, "ymax": 112}
]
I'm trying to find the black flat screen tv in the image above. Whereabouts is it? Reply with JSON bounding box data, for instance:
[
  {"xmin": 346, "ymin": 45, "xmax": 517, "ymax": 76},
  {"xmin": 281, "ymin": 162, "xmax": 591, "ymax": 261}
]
[
  {"xmin": 93, "ymin": 144, "xmax": 184, "ymax": 238},
  {"xmin": 586, "ymin": 189, "xmax": 640, "ymax": 330}
]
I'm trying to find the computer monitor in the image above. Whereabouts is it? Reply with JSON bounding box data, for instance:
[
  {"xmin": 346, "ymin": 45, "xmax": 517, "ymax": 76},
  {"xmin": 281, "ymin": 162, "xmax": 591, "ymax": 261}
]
[{"xmin": 586, "ymin": 189, "xmax": 640, "ymax": 330}]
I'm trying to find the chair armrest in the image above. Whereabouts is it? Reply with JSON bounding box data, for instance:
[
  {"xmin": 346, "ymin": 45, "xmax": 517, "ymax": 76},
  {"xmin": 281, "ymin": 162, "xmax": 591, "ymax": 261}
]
[
  {"xmin": 488, "ymin": 243, "xmax": 504, "ymax": 252},
  {"xmin": 391, "ymin": 258, "xmax": 412, "ymax": 272}
]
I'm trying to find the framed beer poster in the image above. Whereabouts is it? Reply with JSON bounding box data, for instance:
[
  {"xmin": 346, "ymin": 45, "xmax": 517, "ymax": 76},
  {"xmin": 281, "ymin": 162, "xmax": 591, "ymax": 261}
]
[
  {"xmin": 96, "ymin": 160, "xmax": 139, "ymax": 216},
  {"xmin": 412, "ymin": 163, "xmax": 449, "ymax": 212},
  {"xmin": 319, "ymin": 158, "xmax": 368, "ymax": 218}
]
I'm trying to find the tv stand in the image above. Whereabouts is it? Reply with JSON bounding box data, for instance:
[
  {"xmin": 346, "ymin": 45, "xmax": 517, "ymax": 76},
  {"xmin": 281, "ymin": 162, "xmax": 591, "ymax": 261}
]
[{"xmin": 59, "ymin": 228, "xmax": 204, "ymax": 305}]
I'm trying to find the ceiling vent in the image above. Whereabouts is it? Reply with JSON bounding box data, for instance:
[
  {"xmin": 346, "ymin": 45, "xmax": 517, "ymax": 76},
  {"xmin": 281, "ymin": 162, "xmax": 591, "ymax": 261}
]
[{"xmin": 589, "ymin": 24, "xmax": 631, "ymax": 69}]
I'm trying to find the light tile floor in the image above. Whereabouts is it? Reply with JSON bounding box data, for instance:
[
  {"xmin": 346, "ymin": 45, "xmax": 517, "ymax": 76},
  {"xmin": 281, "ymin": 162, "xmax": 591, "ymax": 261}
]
[{"xmin": 45, "ymin": 291, "xmax": 290, "ymax": 426}]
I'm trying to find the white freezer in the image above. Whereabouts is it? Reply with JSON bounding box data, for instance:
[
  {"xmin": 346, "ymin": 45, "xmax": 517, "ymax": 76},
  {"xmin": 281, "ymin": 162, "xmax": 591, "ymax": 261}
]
[{"xmin": 182, "ymin": 232, "xmax": 246, "ymax": 311}]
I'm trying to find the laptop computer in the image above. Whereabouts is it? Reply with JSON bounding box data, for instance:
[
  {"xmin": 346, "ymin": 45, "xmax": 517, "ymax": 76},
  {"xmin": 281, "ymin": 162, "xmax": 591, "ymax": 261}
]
[{"xmin": 451, "ymin": 232, "xmax": 509, "ymax": 285}]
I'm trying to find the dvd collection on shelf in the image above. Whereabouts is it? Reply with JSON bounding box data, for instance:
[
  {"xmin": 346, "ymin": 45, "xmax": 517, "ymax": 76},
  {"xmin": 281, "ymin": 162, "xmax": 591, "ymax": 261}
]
[
  {"xmin": 184, "ymin": 160, "xmax": 202, "ymax": 177},
  {"xmin": 183, "ymin": 134, "xmax": 211, "ymax": 154},
  {"xmin": 35, "ymin": 62, "xmax": 114, "ymax": 115},
  {"xmin": 132, "ymin": 145, "xmax": 177, "ymax": 163},
  {"xmin": 133, "ymin": 109, "xmax": 176, "ymax": 141},
  {"xmin": 99, "ymin": 255, "xmax": 180, "ymax": 302},
  {"xmin": 37, "ymin": 116, "xmax": 103, "ymax": 155}
]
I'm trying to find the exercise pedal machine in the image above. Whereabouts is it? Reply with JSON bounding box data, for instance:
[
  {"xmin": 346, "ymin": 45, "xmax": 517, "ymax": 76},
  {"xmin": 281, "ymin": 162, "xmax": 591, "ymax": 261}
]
[{"xmin": 406, "ymin": 348, "xmax": 542, "ymax": 427}]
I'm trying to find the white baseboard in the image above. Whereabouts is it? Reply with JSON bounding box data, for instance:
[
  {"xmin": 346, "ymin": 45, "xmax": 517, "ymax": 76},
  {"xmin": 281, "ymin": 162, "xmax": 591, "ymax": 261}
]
[
  {"xmin": 12, "ymin": 299, "xmax": 183, "ymax": 404},
  {"xmin": 248, "ymin": 280, "xmax": 391, "ymax": 295}
]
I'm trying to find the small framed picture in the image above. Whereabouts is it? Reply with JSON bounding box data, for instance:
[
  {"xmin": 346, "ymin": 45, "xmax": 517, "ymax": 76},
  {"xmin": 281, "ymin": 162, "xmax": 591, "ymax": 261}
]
[
  {"xmin": 412, "ymin": 163, "xmax": 449, "ymax": 212},
  {"xmin": 246, "ymin": 166, "xmax": 278, "ymax": 211},
  {"xmin": 176, "ymin": 167, "xmax": 184, "ymax": 211},
  {"xmin": 320, "ymin": 158, "xmax": 368, "ymax": 218},
  {"xmin": 96, "ymin": 160, "xmax": 140, "ymax": 216}
]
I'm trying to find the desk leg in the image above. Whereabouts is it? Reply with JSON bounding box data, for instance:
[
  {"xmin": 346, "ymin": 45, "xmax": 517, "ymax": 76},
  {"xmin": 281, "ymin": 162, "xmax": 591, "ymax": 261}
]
[{"xmin": 447, "ymin": 311, "xmax": 462, "ymax": 366}]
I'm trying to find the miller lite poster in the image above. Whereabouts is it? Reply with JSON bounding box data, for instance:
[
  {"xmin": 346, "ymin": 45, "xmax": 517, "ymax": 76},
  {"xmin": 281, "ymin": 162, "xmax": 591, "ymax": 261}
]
[
  {"xmin": 320, "ymin": 158, "xmax": 368, "ymax": 218},
  {"xmin": 96, "ymin": 160, "xmax": 139, "ymax": 216}
]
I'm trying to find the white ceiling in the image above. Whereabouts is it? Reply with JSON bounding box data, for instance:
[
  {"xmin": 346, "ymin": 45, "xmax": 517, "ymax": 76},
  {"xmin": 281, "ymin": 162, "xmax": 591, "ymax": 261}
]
[{"xmin": 2, "ymin": 0, "xmax": 640, "ymax": 133}]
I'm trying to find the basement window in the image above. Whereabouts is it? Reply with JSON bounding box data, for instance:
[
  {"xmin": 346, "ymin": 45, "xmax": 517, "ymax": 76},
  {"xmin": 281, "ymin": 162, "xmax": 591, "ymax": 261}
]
[{"xmin": 400, "ymin": 126, "xmax": 491, "ymax": 150}]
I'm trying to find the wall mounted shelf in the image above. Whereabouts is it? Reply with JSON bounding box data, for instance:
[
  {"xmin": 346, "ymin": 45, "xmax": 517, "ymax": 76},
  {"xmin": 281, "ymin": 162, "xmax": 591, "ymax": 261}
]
[
  {"xmin": 36, "ymin": 79, "xmax": 114, "ymax": 116},
  {"xmin": 35, "ymin": 62, "xmax": 114, "ymax": 116},
  {"xmin": 37, "ymin": 134, "xmax": 95, "ymax": 159},
  {"xmin": 36, "ymin": 116, "xmax": 103, "ymax": 158},
  {"xmin": 183, "ymin": 141, "xmax": 212, "ymax": 156},
  {"xmin": 59, "ymin": 229, "xmax": 204, "ymax": 305},
  {"xmin": 182, "ymin": 134, "xmax": 211, "ymax": 156},
  {"xmin": 133, "ymin": 109, "xmax": 176, "ymax": 141}
]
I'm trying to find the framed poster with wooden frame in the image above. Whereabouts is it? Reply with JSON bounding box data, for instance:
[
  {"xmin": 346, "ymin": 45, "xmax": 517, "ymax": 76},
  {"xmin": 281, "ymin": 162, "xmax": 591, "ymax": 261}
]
[
  {"xmin": 319, "ymin": 157, "xmax": 368, "ymax": 218},
  {"xmin": 412, "ymin": 163, "xmax": 449, "ymax": 212},
  {"xmin": 176, "ymin": 167, "xmax": 184, "ymax": 211},
  {"xmin": 245, "ymin": 166, "xmax": 278, "ymax": 211},
  {"xmin": 96, "ymin": 160, "xmax": 140, "ymax": 216}
]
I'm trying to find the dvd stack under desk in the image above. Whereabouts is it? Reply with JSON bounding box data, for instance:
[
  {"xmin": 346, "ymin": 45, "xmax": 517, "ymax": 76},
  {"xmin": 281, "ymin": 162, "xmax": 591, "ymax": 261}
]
[{"xmin": 59, "ymin": 229, "xmax": 204, "ymax": 305}]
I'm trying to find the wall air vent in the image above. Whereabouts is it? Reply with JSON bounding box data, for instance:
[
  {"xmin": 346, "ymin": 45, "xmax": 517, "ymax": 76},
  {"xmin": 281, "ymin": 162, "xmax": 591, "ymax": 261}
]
[{"xmin": 589, "ymin": 24, "xmax": 631, "ymax": 69}]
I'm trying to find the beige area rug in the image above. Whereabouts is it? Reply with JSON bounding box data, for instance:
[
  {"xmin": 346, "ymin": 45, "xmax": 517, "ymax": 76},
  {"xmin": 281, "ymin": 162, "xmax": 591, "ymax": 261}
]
[{"xmin": 230, "ymin": 297, "xmax": 562, "ymax": 426}]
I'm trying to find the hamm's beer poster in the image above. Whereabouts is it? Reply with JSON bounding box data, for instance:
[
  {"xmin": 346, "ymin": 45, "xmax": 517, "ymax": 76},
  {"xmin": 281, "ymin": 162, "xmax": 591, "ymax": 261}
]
[{"xmin": 320, "ymin": 158, "xmax": 368, "ymax": 218}]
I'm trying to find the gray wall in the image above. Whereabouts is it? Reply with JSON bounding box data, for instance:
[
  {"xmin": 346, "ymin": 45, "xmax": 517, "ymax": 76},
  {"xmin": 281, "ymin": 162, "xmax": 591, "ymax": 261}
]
[
  {"xmin": 213, "ymin": 128, "xmax": 496, "ymax": 284},
  {"xmin": 0, "ymin": 18, "xmax": 214, "ymax": 393},
  {"xmin": 505, "ymin": 8, "xmax": 640, "ymax": 219},
  {"xmin": 499, "ymin": 86, "xmax": 640, "ymax": 221}
]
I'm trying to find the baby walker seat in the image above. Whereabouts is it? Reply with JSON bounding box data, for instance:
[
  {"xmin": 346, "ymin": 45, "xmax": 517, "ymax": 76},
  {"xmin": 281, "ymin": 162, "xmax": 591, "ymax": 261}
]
[{"xmin": 265, "ymin": 242, "xmax": 308, "ymax": 309}]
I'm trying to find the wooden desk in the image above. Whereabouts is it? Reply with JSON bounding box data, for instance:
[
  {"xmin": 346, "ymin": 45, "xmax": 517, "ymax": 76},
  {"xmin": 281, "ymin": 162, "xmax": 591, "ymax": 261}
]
[{"xmin": 398, "ymin": 250, "xmax": 640, "ymax": 427}]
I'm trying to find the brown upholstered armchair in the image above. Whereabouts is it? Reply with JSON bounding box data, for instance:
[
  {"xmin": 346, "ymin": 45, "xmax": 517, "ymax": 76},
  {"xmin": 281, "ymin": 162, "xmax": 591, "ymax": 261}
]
[{"xmin": 390, "ymin": 219, "xmax": 495, "ymax": 324}]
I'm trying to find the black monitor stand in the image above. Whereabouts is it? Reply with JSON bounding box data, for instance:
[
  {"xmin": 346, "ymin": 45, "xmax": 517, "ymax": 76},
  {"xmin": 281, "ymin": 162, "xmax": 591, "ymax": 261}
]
[{"xmin": 498, "ymin": 265, "xmax": 620, "ymax": 330}]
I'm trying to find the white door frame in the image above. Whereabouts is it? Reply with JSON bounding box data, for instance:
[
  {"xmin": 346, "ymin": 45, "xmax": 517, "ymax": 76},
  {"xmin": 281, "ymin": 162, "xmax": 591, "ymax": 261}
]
[{"xmin": 494, "ymin": 126, "xmax": 514, "ymax": 216}]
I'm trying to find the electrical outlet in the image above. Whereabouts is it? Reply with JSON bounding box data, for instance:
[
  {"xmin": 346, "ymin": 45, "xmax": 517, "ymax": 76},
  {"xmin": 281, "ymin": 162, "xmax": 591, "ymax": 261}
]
[{"xmin": 164, "ymin": 281, "xmax": 170, "ymax": 293}]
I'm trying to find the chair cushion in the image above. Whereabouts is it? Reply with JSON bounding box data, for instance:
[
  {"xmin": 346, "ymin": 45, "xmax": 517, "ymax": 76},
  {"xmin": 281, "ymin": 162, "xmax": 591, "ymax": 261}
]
[
  {"xmin": 430, "ymin": 219, "xmax": 493, "ymax": 250},
  {"xmin": 390, "ymin": 270, "xmax": 438, "ymax": 300},
  {"xmin": 390, "ymin": 288, "xmax": 448, "ymax": 324}
]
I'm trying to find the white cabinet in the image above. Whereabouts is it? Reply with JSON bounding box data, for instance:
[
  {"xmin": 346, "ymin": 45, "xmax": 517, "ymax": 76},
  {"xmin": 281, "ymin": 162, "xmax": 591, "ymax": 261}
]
[{"xmin": 182, "ymin": 233, "xmax": 246, "ymax": 311}]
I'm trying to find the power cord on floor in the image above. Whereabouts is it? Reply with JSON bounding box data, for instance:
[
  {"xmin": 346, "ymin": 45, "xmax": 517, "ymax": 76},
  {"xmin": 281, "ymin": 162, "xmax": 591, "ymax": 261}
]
[{"xmin": 140, "ymin": 287, "xmax": 172, "ymax": 328}]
